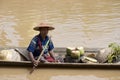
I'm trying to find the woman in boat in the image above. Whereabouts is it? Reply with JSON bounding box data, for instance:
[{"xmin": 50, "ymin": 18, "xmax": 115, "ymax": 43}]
[{"xmin": 27, "ymin": 23, "xmax": 56, "ymax": 66}]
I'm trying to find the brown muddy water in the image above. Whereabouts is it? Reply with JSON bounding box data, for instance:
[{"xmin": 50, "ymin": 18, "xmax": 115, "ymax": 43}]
[
  {"xmin": 0, "ymin": 67, "xmax": 120, "ymax": 80},
  {"xmin": 0, "ymin": 0, "xmax": 120, "ymax": 80}
]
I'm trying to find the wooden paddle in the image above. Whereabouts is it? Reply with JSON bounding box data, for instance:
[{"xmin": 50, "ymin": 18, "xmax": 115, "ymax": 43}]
[{"xmin": 30, "ymin": 36, "xmax": 51, "ymax": 74}]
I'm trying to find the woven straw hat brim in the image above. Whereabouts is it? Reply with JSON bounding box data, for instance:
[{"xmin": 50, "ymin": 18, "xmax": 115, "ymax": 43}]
[{"xmin": 33, "ymin": 26, "xmax": 55, "ymax": 31}]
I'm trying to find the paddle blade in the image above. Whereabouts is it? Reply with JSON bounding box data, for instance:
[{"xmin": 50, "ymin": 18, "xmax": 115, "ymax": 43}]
[{"xmin": 29, "ymin": 66, "xmax": 36, "ymax": 74}]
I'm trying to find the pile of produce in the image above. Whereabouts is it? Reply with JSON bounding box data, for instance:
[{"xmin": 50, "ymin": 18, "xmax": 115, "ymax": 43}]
[
  {"xmin": 107, "ymin": 43, "xmax": 120, "ymax": 63},
  {"xmin": 66, "ymin": 47, "xmax": 84, "ymax": 59},
  {"xmin": 65, "ymin": 47, "xmax": 98, "ymax": 63}
]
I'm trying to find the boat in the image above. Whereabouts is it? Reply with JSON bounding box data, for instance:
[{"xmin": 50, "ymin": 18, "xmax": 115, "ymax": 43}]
[{"xmin": 0, "ymin": 47, "xmax": 120, "ymax": 69}]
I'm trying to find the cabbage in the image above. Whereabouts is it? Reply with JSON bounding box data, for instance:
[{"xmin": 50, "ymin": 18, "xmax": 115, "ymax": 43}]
[
  {"xmin": 77, "ymin": 47, "xmax": 84, "ymax": 55},
  {"xmin": 71, "ymin": 50, "xmax": 81, "ymax": 59},
  {"xmin": 66, "ymin": 47, "xmax": 85, "ymax": 59},
  {"xmin": 66, "ymin": 47, "xmax": 75, "ymax": 56}
]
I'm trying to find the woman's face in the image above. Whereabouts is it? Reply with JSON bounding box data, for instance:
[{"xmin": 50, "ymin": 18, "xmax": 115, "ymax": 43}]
[{"xmin": 40, "ymin": 28, "xmax": 49, "ymax": 36}]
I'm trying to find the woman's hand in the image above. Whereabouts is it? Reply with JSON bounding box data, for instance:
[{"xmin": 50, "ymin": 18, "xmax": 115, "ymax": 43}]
[
  {"xmin": 29, "ymin": 52, "xmax": 40, "ymax": 66},
  {"xmin": 32, "ymin": 60, "xmax": 40, "ymax": 66}
]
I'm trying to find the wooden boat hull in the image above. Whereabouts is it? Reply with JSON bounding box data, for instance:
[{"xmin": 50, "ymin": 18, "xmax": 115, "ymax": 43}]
[
  {"xmin": 0, "ymin": 47, "xmax": 120, "ymax": 69},
  {"xmin": 0, "ymin": 60, "xmax": 120, "ymax": 69}
]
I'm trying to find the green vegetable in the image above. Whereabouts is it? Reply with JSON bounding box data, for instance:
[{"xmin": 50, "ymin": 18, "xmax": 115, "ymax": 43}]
[
  {"xmin": 77, "ymin": 47, "xmax": 84, "ymax": 55},
  {"xmin": 108, "ymin": 43, "xmax": 120, "ymax": 63},
  {"xmin": 66, "ymin": 47, "xmax": 75, "ymax": 56},
  {"xmin": 66, "ymin": 47, "xmax": 85, "ymax": 59},
  {"xmin": 71, "ymin": 50, "xmax": 81, "ymax": 59}
]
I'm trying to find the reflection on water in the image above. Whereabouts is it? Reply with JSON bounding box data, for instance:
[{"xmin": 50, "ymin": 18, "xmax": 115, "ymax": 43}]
[
  {"xmin": 50, "ymin": 75, "xmax": 109, "ymax": 80},
  {"xmin": 0, "ymin": 75, "xmax": 28, "ymax": 80},
  {"xmin": 50, "ymin": 75, "xmax": 120, "ymax": 80},
  {"xmin": 0, "ymin": 67, "xmax": 120, "ymax": 80},
  {"xmin": 0, "ymin": 74, "xmax": 120, "ymax": 80}
]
